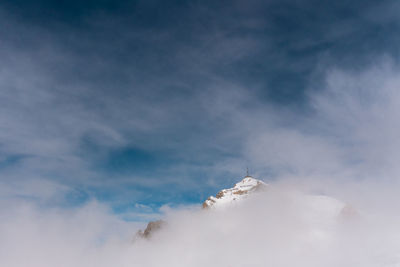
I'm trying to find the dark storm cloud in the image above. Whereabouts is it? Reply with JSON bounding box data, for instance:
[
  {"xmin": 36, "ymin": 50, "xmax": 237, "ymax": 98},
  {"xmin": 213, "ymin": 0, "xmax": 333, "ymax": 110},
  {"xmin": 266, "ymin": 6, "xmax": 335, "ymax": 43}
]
[{"xmin": 1, "ymin": 0, "xmax": 400, "ymax": 211}]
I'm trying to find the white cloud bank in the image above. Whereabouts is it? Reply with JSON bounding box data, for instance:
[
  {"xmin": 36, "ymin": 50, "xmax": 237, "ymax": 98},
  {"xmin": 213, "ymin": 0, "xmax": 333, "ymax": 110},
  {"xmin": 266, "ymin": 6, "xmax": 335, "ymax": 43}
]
[{"xmin": 1, "ymin": 182, "xmax": 400, "ymax": 267}]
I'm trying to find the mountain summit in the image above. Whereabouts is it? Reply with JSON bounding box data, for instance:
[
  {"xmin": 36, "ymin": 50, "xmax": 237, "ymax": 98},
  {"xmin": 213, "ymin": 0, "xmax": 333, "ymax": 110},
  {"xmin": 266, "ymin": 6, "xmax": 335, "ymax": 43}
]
[
  {"xmin": 136, "ymin": 175, "xmax": 356, "ymax": 240},
  {"xmin": 202, "ymin": 176, "xmax": 267, "ymax": 209}
]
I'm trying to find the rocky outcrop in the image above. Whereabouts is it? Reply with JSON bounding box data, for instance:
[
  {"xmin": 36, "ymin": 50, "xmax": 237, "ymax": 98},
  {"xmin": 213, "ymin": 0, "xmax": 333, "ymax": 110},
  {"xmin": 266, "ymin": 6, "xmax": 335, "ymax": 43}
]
[
  {"xmin": 135, "ymin": 174, "xmax": 360, "ymax": 244},
  {"xmin": 136, "ymin": 220, "xmax": 165, "ymax": 239}
]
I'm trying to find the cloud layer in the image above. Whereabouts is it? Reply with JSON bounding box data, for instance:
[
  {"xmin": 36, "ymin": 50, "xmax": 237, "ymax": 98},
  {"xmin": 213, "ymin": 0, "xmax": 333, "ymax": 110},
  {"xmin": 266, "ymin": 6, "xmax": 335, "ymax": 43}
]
[
  {"xmin": 1, "ymin": 0, "xmax": 400, "ymax": 265},
  {"xmin": 1, "ymin": 0, "xmax": 400, "ymax": 208},
  {"xmin": 2, "ymin": 180, "xmax": 400, "ymax": 267}
]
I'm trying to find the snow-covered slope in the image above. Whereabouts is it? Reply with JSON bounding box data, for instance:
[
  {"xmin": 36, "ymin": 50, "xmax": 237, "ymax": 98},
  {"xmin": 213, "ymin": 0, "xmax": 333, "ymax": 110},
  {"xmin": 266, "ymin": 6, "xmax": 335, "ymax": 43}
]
[
  {"xmin": 202, "ymin": 176, "xmax": 268, "ymax": 208},
  {"xmin": 202, "ymin": 176, "xmax": 351, "ymax": 220},
  {"xmin": 138, "ymin": 175, "xmax": 354, "ymax": 241}
]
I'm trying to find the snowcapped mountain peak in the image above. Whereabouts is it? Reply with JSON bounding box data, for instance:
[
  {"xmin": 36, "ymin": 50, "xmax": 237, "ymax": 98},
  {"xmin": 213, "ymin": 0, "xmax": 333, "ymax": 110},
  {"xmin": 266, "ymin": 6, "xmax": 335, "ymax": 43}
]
[
  {"xmin": 202, "ymin": 176, "xmax": 267, "ymax": 209},
  {"xmin": 234, "ymin": 176, "xmax": 263, "ymax": 190}
]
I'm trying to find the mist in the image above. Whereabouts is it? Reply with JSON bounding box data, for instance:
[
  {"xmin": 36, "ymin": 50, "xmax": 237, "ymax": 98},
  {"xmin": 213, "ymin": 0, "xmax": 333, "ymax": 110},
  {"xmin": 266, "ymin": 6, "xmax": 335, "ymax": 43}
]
[
  {"xmin": 2, "ymin": 180, "xmax": 400, "ymax": 266},
  {"xmin": 2, "ymin": 0, "xmax": 400, "ymax": 265},
  {"xmin": 2, "ymin": 60, "xmax": 400, "ymax": 266}
]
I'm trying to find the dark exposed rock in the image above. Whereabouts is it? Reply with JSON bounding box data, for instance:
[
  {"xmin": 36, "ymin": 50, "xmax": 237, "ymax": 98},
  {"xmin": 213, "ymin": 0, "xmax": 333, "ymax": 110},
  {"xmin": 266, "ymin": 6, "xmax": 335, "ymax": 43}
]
[
  {"xmin": 233, "ymin": 190, "xmax": 246, "ymax": 195},
  {"xmin": 136, "ymin": 220, "xmax": 165, "ymax": 239},
  {"xmin": 216, "ymin": 190, "xmax": 224, "ymax": 199}
]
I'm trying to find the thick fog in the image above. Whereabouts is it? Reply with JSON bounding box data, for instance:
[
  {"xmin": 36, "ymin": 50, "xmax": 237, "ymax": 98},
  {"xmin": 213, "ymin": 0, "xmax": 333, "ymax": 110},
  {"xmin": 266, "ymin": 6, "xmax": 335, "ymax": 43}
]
[{"xmin": 2, "ymin": 181, "xmax": 400, "ymax": 267}]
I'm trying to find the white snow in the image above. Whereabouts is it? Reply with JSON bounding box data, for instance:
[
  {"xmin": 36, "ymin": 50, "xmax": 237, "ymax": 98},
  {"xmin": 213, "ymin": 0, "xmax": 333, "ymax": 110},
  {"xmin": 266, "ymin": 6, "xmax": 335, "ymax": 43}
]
[
  {"xmin": 204, "ymin": 177, "xmax": 347, "ymax": 224},
  {"xmin": 203, "ymin": 176, "xmax": 267, "ymax": 208}
]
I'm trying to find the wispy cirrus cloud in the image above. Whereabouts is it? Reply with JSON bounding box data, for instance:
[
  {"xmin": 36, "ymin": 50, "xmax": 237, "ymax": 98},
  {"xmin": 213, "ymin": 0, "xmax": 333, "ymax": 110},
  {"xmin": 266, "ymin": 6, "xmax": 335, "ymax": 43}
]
[
  {"xmin": 1, "ymin": 0, "xmax": 400, "ymax": 211},
  {"xmin": 1, "ymin": 1, "xmax": 400, "ymax": 265}
]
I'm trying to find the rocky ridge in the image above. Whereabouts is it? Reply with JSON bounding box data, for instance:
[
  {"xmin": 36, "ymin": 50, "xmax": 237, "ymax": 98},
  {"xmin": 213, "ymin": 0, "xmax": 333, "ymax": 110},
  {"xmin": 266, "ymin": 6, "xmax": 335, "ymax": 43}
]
[
  {"xmin": 202, "ymin": 176, "xmax": 267, "ymax": 209},
  {"xmin": 135, "ymin": 175, "xmax": 355, "ymax": 239}
]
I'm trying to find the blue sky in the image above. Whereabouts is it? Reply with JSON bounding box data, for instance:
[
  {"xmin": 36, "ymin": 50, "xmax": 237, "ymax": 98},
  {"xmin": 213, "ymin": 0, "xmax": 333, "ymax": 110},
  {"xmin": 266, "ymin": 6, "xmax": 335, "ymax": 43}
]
[{"xmin": 1, "ymin": 0, "xmax": 400, "ymax": 219}]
